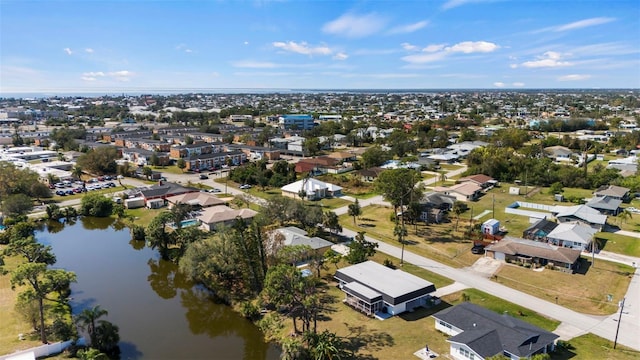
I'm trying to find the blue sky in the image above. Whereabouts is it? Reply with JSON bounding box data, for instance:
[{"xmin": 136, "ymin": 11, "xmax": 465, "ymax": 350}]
[{"xmin": 1, "ymin": 0, "xmax": 639, "ymax": 93}]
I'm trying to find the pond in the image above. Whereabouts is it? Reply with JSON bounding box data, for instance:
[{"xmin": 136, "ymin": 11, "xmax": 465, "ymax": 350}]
[{"xmin": 38, "ymin": 217, "xmax": 281, "ymax": 360}]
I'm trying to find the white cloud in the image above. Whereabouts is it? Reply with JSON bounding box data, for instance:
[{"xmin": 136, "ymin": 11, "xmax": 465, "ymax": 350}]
[
  {"xmin": 63, "ymin": 48, "xmax": 73, "ymax": 55},
  {"xmin": 520, "ymin": 51, "xmax": 572, "ymax": 68},
  {"xmin": 82, "ymin": 71, "xmax": 105, "ymax": 77},
  {"xmin": 557, "ymin": 74, "xmax": 591, "ymax": 81},
  {"xmin": 402, "ymin": 41, "xmax": 499, "ymax": 64},
  {"xmin": 322, "ymin": 13, "xmax": 387, "ymax": 38},
  {"xmin": 85, "ymin": 48, "xmax": 94, "ymax": 54},
  {"xmin": 555, "ymin": 17, "xmax": 615, "ymax": 32},
  {"xmin": 231, "ymin": 60, "xmax": 278, "ymax": 68},
  {"xmin": 388, "ymin": 20, "xmax": 429, "ymax": 34},
  {"xmin": 401, "ymin": 43, "xmax": 419, "ymax": 51},
  {"xmin": 108, "ymin": 70, "xmax": 133, "ymax": 82},
  {"xmin": 333, "ymin": 52, "xmax": 349, "ymax": 61},
  {"xmin": 243, "ymin": 41, "xmax": 249, "ymax": 45},
  {"xmin": 509, "ymin": 64, "xmax": 518, "ymax": 69},
  {"xmin": 176, "ymin": 44, "xmax": 193, "ymax": 53},
  {"xmin": 532, "ymin": 17, "xmax": 616, "ymax": 34},
  {"xmin": 442, "ymin": 0, "xmax": 496, "ymax": 10},
  {"xmin": 272, "ymin": 41, "xmax": 332, "ymax": 56},
  {"xmin": 512, "ymin": 82, "xmax": 525, "ymax": 87},
  {"xmin": 447, "ymin": 41, "xmax": 499, "ymax": 53},
  {"xmin": 493, "ymin": 82, "xmax": 505, "ymax": 87},
  {"xmin": 423, "ymin": 44, "xmax": 447, "ymax": 53}
]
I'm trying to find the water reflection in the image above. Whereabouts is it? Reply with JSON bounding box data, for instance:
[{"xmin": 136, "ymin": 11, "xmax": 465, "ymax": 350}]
[
  {"xmin": 147, "ymin": 258, "xmax": 188, "ymax": 300},
  {"xmin": 39, "ymin": 217, "xmax": 280, "ymax": 360}
]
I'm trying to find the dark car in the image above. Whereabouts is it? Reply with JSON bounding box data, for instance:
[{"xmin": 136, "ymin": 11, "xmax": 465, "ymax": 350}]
[
  {"xmin": 471, "ymin": 244, "xmax": 485, "ymax": 254},
  {"xmin": 199, "ymin": 174, "xmax": 209, "ymax": 180},
  {"xmin": 55, "ymin": 190, "xmax": 66, "ymax": 196}
]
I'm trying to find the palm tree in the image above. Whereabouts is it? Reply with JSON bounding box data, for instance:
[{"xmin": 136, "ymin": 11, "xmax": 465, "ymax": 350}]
[
  {"xmin": 72, "ymin": 166, "xmax": 83, "ymax": 180},
  {"xmin": 452, "ymin": 201, "xmax": 467, "ymax": 232},
  {"xmin": 75, "ymin": 305, "xmax": 108, "ymax": 345},
  {"xmin": 617, "ymin": 209, "xmax": 632, "ymax": 227},
  {"xmin": 347, "ymin": 199, "xmax": 361, "ymax": 225},
  {"xmin": 394, "ymin": 223, "xmax": 408, "ymax": 265}
]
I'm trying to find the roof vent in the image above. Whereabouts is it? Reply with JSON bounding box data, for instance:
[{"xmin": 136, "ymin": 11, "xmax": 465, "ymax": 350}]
[{"xmin": 473, "ymin": 323, "xmax": 476, "ymax": 327}]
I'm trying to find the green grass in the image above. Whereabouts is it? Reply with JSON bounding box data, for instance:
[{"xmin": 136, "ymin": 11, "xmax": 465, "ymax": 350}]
[
  {"xmin": 124, "ymin": 207, "xmax": 164, "ymax": 225},
  {"xmin": 152, "ymin": 165, "xmax": 186, "ymax": 175},
  {"xmin": 552, "ymin": 333, "xmax": 640, "ymax": 360},
  {"xmin": 495, "ymin": 257, "xmax": 633, "ymax": 315},
  {"xmin": 595, "ymin": 232, "xmax": 640, "ymax": 257}
]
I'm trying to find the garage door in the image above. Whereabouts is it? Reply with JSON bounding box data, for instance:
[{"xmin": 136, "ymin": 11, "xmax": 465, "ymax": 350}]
[{"xmin": 494, "ymin": 252, "xmax": 505, "ymax": 261}]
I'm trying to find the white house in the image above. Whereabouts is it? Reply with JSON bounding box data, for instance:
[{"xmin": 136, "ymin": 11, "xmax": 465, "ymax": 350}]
[{"xmin": 280, "ymin": 178, "xmax": 343, "ymax": 200}]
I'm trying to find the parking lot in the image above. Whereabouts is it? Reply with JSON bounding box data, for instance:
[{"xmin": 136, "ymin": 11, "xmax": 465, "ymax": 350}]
[{"xmin": 52, "ymin": 176, "xmax": 119, "ymax": 196}]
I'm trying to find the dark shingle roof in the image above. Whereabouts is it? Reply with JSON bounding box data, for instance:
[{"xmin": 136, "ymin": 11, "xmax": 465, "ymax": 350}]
[{"xmin": 434, "ymin": 303, "xmax": 558, "ymax": 358}]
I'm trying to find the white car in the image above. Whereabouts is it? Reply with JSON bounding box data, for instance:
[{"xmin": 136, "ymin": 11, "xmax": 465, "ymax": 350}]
[{"xmin": 239, "ymin": 184, "xmax": 252, "ymax": 189}]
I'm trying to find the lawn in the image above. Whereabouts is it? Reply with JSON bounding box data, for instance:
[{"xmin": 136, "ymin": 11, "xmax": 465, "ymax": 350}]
[
  {"xmin": 152, "ymin": 165, "xmax": 185, "ymax": 175},
  {"xmin": 0, "ymin": 253, "xmax": 50, "ymax": 355},
  {"xmin": 315, "ymin": 173, "xmax": 375, "ymax": 197},
  {"xmin": 494, "ymin": 257, "xmax": 634, "ymax": 315},
  {"xmin": 124, "ymin": 207, "xmax": 164, "ymax": 225},
  {"xmin": 595, "ymin": 232, "xmax": 640, "ymax": 257},
  {"xmin": 340, "ymin": 205, "xmax": 482, "ymax": 268},
  {"xmin": 552, "ymin": 333, "xmax": 640, "ymax": 360}
]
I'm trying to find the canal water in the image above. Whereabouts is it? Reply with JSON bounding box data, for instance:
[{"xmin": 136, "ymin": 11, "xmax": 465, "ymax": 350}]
[{"xmin": 38, "ymin": 217, "xmax": 281, "ymax": 360}]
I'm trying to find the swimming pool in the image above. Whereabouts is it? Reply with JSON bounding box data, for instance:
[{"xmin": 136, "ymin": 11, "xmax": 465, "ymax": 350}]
[{"xmin": 169, "ymin": 219, "xmax": 200, "ymax": 229}]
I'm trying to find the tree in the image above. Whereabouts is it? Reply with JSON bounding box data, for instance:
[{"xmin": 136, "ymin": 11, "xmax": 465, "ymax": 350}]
[
  {"xmin": 303, "ymin": 137, "xmax": 321, "ymax": 156},
  {"xmin": 1, "ymin": 193, "xmax": 34, "ymax": 216},
  {"xmin": 361, "ymin": 145, "xmax": 390, "ymax": 169},
  {"xmin": 452, "ymin": 201, "xmax": 467, "ymax": 232},
  {"xmin": 374, "ymin": 168, "xmax": 423, "ymax": 215},
  {"xmin": 549, "ymin": 182, "xmax": 564, "ymax": 195},
  {"xmin": 617, "ymin": 209, "xmax": 632, "ymax": 226},
  {"xmin": 76, "ymin": 147, "xmax": 119, "ymax": 174},
  {"xmin": 80, "ymin": 193, "xmax": 114, "ymax": 217},
  {"xmin": 146, "ymin": 211, "xmax": 175, "ymax": 260},
  {"xmin": 142, "ymin": 166, "xmax": 153, "ymax": 180},
  {"xmin": 30, "ymin": 182, "xmax": 52, "ymax": 202},
  {"xmin": 72, "ymin": 166, "xmax": 83, "ymax": 180},
  {"xmin": 149, "ymin": 152, "xmax": 160, "ymax": 167},
  {"xmin": 345, "ymin": 231, "xmax": 377, "ymax": 264},
  {"xmin": 4, "ymin": 236, "xmax": 56, "ymax": 265},
  {"xmin": 393, "ymin": 223, "xmax": 408, "ymax": 265},
  {"xmin": 75, "ymin": 305, "xmax": 108, "ymax": 346},
  {"xmin": 92, "ymin": 320, "xmax": 120, "ymax": 357},
  {"xmin": 176, "ymin": 158, "xmax": 187, "ymax": 172},
  {"xmin": 322, "ymin": 211, "xmax": 342, "ymax": 240},
  {"xmin": 347, "ymin": 199, "xmax": 361, "ymax": 225},
  {"xmin": 77, "ymin": 348, "xmax": 108, "ymax": 360},
  {"xmin": 11, "ymin": 263, "xmax": 77, "ymax": 343}
]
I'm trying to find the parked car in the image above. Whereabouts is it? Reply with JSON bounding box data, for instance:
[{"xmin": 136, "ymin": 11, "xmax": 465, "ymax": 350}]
[
  {"xmin": 199, "ymin": 174, "xmax": 209, "ymax": 180},
  {"xmin": 55, "ymin": 190, "xmax": 66, "ymax": 196},
  {"xmin": 208, "ymin": 188, "xmax": 222, "ymax": 193},
  {"xmin": 471, "ymin": 244, "xmax": 485, "ymax": 255},
  {"xmin": 239, "ymin": 184, "xmax": 252, "ymax": 189},
  {"xmin": 65, "ymin": 189, "xmax": 74, "ymax": 195}
]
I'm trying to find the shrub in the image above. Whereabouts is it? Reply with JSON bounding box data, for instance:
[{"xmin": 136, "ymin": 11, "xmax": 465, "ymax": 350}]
[
  {"xmin": 383, "ymin": 258, "xmax": 395, "ymax": 269},
  {"xmin": 130, "ymin": 225, "xmax": 146, "ymax": 241},
  {"xmin": 239, "ymin": 301, "xmax": 260, "ymax": 320},
  {"xmin": 80, "ymin": 193, "xmax": 113, "ymax": 217}
]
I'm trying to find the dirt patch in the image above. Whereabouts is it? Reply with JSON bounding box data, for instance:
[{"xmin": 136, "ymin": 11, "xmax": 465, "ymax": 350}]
[{"xmin": 467, "ymin": 257, "xmax": 503, "ymax": 277}]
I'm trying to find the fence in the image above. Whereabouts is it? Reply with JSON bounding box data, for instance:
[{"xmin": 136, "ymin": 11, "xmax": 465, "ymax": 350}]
[{"xmin": 0, "ymin": 338, "xmax": 85, "ymax": 360}]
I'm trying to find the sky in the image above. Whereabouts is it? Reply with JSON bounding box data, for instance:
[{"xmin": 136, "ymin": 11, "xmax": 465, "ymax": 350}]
[{"xmin": 1, "ymin": 0, "xmax": 639, "ymax": 93}]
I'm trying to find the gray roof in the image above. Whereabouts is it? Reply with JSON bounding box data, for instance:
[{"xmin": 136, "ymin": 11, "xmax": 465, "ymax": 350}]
[
  {"xmin": 139, "ymin": 182, "xmax": 198, "ymax": 199},
  {"xmin": 523, "ymin": 219, "xmax": 558, "ymax": 238},
  {"xmin": 335, "ymin": 260, "xmax": 435, "ymax": 305},
  {"xmin": 546, "ymin": 223, "xmax": 596, "ymax": 245},
  {"xmin": 486, "ymin": 236, "xmax": 581, "ymax": 264},
  {"xmin": 555, "ymin": 204, "xmax": 607, "ymax": 225},
  {"xmin": 434, "ymin": 302, "xmax": 559, "ymax": 358},
  {"xmin": 586, "ymin": 196, "xmax": 622, "ymax": 212},
  {"xmin": 594, "ymin": 185, "xmax": 630, "ymax": 198},
  {"xmin": 276, "ymin": 226, "xmax": 333, "ymax": 250}
]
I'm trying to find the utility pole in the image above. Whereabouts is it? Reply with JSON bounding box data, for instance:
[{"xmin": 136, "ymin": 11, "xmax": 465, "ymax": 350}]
[{"xmin": 614, "ymin": 297, "xmax": 626, "ymax": 349}]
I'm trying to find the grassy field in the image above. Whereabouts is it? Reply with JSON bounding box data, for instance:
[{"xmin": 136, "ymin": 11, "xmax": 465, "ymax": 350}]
[
  {"xmin": 595, "ymin": 232, "xmax": 640, "ymax": 257},
  {"xmin": 340, "ymin": 205, "xmax": 482, "ymax": 268},
  {"xmin": 553, "ymin": 333, "xmax": 640, "ymax": 360},
  {"xmin": 152, "ymin": 165, "xmax": 185, "ymax": 175},
  {"xmin": 494, "ymin": 257, "xmax": 633, "ymax": 315},
  {"xmin": 0, "ymin": 253, "xmax": 50, "ymax": 355}
]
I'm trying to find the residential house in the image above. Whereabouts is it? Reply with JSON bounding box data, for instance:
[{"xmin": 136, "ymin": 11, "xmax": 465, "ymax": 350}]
[
  {"xmin": 170, "ymin": 143, "xmax": 221, "ymax": 159},
  {"xmin": 281, "ymin": 178, "xmax": 343, "ymax": 200},
  {"xmin": 586, "ymin": 196, "xmax": 622, "ymax": 216},
  {"xmin": 458, "ymin": 174, "xmax": 496, "ymax": 189},
  {"xmin": 554, "ymin": 204, "xmax": 607, "ymax": 230},
  {"xmin": 594, "ymin": 185, "xmax": 631, "ymax": 202},
  {"xmin": 433, "ymin": 302, "xmax": 558, "ymax": 360},
  {"xmin": 196, "ymin": 206, "xmax": 258, "ymax": 231},
  {"xmin": 166, "ymin": 192, "xmax": 225, "ymax": 209},
  {"xmin": 544, "ymin": 146, "xmax": 574, "ymax": 162},
  {"xmin": 358, "ymin": 167, "xmax": 385, "ymax": 182},
  {"xmin": 334, "ymin": 260, "xmax": 436, "ymax": 317},
  {"xmin": 485, "ymin": 236, "xmax": 582, "ymax": 272},
  {"xmin": 418, "ymin": 191, "xmax": 456, "ymax": 224},
  {"xmin": 137, "ymin": 182, "xmax": 200, "ymax": 205},
  {"xmin": 295, "ymin": 156, "xmax": 339, "ymax": 174},
  {"xmin": 545, "ymin": 223, "xmax": 596, "ymax": 251},
  {"xmin": 270, "ymin": 226, "xmax": 333, "ymax": 259},
  {"xmin": 434, "ymin": 182, "xmax": 482, "ymax": 202}
]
